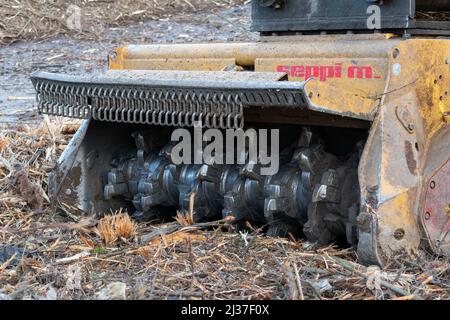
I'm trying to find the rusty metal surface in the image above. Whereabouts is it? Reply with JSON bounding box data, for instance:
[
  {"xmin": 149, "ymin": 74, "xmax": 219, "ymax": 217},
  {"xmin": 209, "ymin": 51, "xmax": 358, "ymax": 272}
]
[
  {"xmin": 357, "ymin": 38, "xmax": 450, "ymax": 265},
  {"xmin": 39, "ymin": 69, "xmax": 289, "ymax": 84},
  {"xmin": 111, "ymin": 58, "xmax": 238, "ymax": 72},
  {"xmin": 109, "ymin": 39, "xmax": 399, "ymax": 120},
  {"xmin": 111, "ymin": 40, "xmax": 398, "ymax": 66}
]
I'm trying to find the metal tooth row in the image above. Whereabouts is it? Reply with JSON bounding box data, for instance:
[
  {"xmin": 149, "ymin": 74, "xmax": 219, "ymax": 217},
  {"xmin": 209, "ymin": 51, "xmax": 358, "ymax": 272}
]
[
  {"xmin": 177, "ymin": 164, "xmax": 237, "ymax": 222},
  {"xmin": 32, "ymin": 79, "xmax": 244, "ymax": 129},
  {"xmin": 241, "ymin": 90, "xmax": 306, "ymax": 107},
  {"xmin": 104, "ymin": 137, "xmax": 359, "ymax": 243},
  {"xmin": 104, "ymin": 151, "xmax": 241, "ymax": 222},
  {"xmin": 222, "ymin": 163, "xmax": 265, "ymax": 222},
  {"xmin": 101, "ymin": 125, "xmax": 359, "ymax": 243},
  {"xmin": 222, "ymin": 156, "xmax": 312, "ymax": 236},
  {"xmin": 103, "ymin": 129, "xmax": 334, "ymax": 237},
  {"xmin": 104, "ymin": 148, "xmax": 315, "ymax": 236},
  {"xmin": 222, "ymin": 142, "xmax": 358, "ymax": 240}
]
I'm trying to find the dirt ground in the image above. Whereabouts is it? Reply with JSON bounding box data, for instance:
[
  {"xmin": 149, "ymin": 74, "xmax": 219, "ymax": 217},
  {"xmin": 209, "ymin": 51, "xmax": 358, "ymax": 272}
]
[{"xmin": 0, "ymin": 1, "xmax": 449, "ymax": 300}]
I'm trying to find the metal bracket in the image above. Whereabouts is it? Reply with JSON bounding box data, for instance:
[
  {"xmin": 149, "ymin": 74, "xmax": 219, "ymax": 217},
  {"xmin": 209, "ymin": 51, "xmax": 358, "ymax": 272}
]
[{"xmin": 395, "ymin": 105, "xmax": 415, "ymax": 134}]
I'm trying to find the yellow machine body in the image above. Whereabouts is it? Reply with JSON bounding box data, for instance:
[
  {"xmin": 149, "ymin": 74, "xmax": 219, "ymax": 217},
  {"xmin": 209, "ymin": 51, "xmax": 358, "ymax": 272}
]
[{"xmin": 107, "ymin": 34, "xmax": 450, "ymax": 264}]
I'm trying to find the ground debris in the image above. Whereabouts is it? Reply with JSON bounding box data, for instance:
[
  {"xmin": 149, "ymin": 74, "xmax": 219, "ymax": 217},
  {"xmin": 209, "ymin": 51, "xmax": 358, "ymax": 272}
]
[
  {"xmin": 0, "ymin": 290, "xmax": 11, "ymax": 300},
  {"xmin": 309, "ymin": 279, "xmax": 333, "ymax": 295},
  {"xmin": 0, "ymin": 0, "xmax": 249, "ymax": 44},
  {"xmin": 56, "ymin": 251, "xmax": 90, "ymax": 265},
  {"xmin": 0, "ymin": 245, "xmax": 25, "ymax": 268},
  {"xmin": 36, "ymin": 286, "xmax": 58, "ymax": 300},
  {"xmin": 13, "ymin": 165, "xmax": 44, "ymax": 212},
  {"xmin": 96, "ymin": 282, "xmax": 127, "ymax": 300}
]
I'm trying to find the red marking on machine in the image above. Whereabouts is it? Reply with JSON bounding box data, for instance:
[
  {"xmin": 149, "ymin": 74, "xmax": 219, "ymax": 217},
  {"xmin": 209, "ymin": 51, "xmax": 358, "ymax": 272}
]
[
  {"xmin": 423, "ymin": 158, "xmax": 450, "ymax": 253},
  {"xmin": 277, "ymin": 63, "xmax": 382, "ymax": 81}
]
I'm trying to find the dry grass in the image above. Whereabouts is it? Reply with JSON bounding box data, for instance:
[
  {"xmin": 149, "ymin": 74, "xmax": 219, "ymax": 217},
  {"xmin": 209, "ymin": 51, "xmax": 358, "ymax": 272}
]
[
  {"xmin": 96, "ymin": 215, "xmax": 118, "ymax": 245},
  {"xmin": 175, "ymin": 212, "xmax": 195, "ymax": 227},
  {"xmin": 0, "ymin": 136, "xmax": 9, "ymax": 152},
  {"xmin": 96, "ymin": 211, "xmax": 137, "ymax": 245},
  {"xmin": 113, "ymin": 212, "xmax": 137, "ymax": 239},
  {"xmin": 0, "ymin": 0, "xmax": 249, "ymax": 44},
  {"xmin": 0, "ymin": 121, "xmax": 448, "ymax": 300}
]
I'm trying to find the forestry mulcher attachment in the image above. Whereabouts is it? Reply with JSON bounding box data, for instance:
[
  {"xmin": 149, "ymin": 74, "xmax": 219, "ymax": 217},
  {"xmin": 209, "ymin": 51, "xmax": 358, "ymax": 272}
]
[{"xmin": 31, "ymin": 0, "xmax": 449, "ymax": 266}]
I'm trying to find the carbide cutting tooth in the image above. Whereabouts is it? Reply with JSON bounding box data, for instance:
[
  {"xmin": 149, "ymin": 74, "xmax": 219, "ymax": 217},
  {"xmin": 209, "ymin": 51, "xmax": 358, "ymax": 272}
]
[
  {"xmin": 311, "ymin": 169, "xmax": 341, "ymax": 203},
  {"xmin": 197, "ymin": 165, "xmax": 221, "ymax": 183},
  {"xmin": 320, "ymin": 169, "xmax": 340, "ymax": 187},
  {"xmin": 140, "ymin": 195, "xmax": 164, "ymax": 211},
  {"xmin": 131, "ymin": 211, "xmax": 144, "ymax": 219},
  {"xmin": 132, "ymin": 132, "xmax": 147, "ymax": 152},
  {"xmin": 104, "ymin": 183, "xmax": 128, "ymax": 200},
  {"xmin": 240, "ymin": 162, "xmax": 263, "ymax": 182},
  {"xmin": 265, "ymin": 184, "xmax": 282, "ymax": 198},
  {"xmin": 312, "ymin": 185, "xmax": 340, "ymax": 204},
  {"xmin": 295, "ymin": 149, "xmax": 318, "ymax": 172},
  {"xmin": 222, "ymin": 192, "xmax": 248, "ymax": 223},
  {"xmin": 296, "ymin": 127, "xmax": 313, "ymax": 148},
  {"xmin": 264, "ymin": 197, "xmax": 286, "ymax": 214},
  {"xmin": 107, "ymin": 170, "xmax": 125, "ymax": 185}
]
